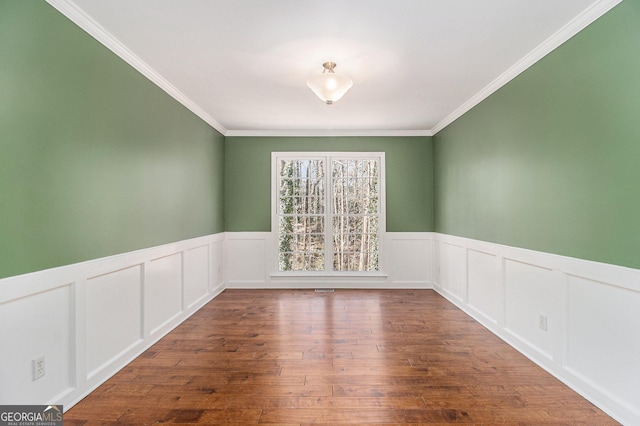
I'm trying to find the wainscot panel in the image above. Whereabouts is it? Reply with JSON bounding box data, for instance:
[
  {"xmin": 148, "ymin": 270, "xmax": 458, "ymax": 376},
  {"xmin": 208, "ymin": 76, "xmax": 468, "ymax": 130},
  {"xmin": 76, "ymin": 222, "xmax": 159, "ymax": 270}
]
[
  {"xmin": 184, "ymin": 244, "xmax": 210, "ymax": 310},
  {"xmin": 388, "ymin": 233, "xmax": 432, "ymax": 286},
  {"xmin": 85, "ymin": 265, "xmax": 143, "ymax": 380},
  {"xmin": 504, "ymin": 259, "xmax": 558, "ymax": 361},
  {"xmin": 566, "ymin": 274, "xmax": 640, "ymax": 418},
  {"xmin": 467, "ymin": 248, "xmax": 500, "ymax": 325},
  {"xmin": 433, "ymin": 233, "xmax": 640, "ymax": 425},
  {"xmin": 146, "ymin": 253, "xmax": 183, "ymax": 337},
  {"xmin": 225, "ymin": 233, "xmax": 269, "ymax": 287},
  {"xmin": 0, "ymin": 283, "xmax": 73, "ymax": 404},
  {"xmin": 435, "ymin": 240, "xmax": 466, "ymax": 301}
]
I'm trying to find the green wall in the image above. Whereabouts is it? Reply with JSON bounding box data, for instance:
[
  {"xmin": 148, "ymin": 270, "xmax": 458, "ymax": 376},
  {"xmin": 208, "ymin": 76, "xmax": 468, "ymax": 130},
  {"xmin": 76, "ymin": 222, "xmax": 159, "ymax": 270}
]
[
  {"xmin": 225, "ymin": 136, "xmax": 433, "ymax": 232},
  {"xmin": 434, "ymin": 1, "xmax": 640, "ymax": 269},
  {"xmin": 4, "ymin": 0, "xmax": 636, "ymax": 278},
  {"xmin": 0, "ymin": 1, "xmax": 225, "ymax": 279}
]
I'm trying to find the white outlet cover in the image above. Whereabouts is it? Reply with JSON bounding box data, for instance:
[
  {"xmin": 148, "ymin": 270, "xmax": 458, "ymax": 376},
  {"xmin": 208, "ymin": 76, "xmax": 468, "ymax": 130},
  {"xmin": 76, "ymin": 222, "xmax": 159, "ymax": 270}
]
[
  {"xmin": 539, "ymin": 314, "xmax": 548, "ymax": 332},
  {"xmin": 33, "ymin": 356, "xmax": 45, "ymax": 381}
]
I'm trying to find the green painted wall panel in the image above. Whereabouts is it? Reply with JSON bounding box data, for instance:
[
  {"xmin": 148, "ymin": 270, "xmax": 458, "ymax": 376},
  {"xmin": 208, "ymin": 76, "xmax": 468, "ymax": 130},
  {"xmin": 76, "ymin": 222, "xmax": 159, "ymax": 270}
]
[
  {"xmin": 434, "ymin": 1, "xmax": 640, "ymax": 269},
  {"xmin": 0, "ymin": 1, "xmax": 224, "ymax": 279},
  {"xmin": 225, "ymin": 136, "xmax": 433, "ymax": 232}
]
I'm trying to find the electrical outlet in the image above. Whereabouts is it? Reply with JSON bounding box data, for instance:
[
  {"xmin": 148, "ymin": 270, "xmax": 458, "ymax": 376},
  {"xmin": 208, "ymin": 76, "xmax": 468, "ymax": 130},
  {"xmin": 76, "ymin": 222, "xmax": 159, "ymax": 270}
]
[
  {"xmin": 33, "ymin": 356, "xmax": 46, "ymax": 381},
  {"xmin": 539, "ymin": 314, "xmax": 548, "ymax": 332}
]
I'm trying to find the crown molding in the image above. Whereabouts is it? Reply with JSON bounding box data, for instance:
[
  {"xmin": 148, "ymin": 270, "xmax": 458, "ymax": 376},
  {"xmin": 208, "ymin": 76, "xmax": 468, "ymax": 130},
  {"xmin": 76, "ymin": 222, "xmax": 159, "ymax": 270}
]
[
  {"xmin": 46, "ymin": 0, "xmax": 621, "ymax": 139},
  {"xmin": 45, "ymin": 0, "xmax": 228, "ymax": 136},
  {"xmin": 430, "ymin": 0, "xmax": 623, "ymax": 135},
  {"xmin": 225, "ymin": 129, "xmax": 433, "ymax": 137}
]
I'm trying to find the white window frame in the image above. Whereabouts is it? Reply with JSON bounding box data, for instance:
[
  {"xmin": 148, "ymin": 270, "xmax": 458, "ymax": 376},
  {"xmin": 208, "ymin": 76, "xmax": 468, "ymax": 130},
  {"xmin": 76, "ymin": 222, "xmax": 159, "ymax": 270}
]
[{"xmin": 271, "ymin": 151, "xmax": 386, "ymax": 276}]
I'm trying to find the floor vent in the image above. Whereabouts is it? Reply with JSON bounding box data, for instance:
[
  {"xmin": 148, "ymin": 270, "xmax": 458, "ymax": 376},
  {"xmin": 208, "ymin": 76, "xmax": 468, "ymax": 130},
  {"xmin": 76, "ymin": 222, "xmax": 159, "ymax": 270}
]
[{"xmin": 314, "ymin": 288, "xmax": 335, "ymax": 293}]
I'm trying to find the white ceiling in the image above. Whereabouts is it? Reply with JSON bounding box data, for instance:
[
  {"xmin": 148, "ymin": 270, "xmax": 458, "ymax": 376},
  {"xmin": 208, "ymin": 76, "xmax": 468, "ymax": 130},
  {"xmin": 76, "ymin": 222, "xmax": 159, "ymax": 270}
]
[{"xmin": 49, "ymin": 0, "xmax": 618, "ymax": 136}]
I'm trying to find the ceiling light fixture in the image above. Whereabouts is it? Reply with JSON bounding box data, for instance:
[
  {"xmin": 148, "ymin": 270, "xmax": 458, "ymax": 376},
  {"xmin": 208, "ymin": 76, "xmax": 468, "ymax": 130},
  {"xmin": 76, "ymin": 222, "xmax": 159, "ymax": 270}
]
[{"xmin": 307, "ymin": 62, "xmax": 353, "ymax": 105}]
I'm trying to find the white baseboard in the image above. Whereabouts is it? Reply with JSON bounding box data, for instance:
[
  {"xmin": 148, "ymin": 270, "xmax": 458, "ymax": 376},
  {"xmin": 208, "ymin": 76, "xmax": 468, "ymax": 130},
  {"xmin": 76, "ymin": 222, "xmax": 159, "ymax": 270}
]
[
  {"xmin": 432, "ymin": 233, "xmax": 640, "ymax": 426},
  {"xmin": 0, "ymin": 234, "xmax": 225, "ymax": 410}
]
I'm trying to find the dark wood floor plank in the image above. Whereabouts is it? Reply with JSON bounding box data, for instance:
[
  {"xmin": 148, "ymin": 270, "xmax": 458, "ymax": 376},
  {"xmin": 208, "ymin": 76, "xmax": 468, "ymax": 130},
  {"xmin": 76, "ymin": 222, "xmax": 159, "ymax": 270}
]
[{"xmin": 64, "ymin": 289, "xmax": 617, "ymax": 425}]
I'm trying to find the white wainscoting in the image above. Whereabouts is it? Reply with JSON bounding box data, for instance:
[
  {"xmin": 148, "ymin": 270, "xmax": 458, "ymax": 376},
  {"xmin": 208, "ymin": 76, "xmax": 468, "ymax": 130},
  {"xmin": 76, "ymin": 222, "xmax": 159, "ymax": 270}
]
[
  {"xmin": 432, "ymin": 233, "xmax": 640, "ymax": 426},
  {"xmin": 3, "ymin": 230, "xmax": 637, "ymax": 423},
  {"xmin": 225, "ymin": 232, "xmax": 433, "ymax": 289},
  {"xmin": 0, "ymin": 233, "xmax": 224, "ymax": 410}
]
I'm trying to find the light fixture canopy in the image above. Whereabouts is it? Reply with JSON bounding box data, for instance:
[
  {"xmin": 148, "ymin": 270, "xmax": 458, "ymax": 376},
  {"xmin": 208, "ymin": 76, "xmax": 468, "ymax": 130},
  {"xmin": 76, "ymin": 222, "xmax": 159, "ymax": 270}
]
[{"xmin": 307, "ymin": 62, "xmax": 353, "ymax": 105}]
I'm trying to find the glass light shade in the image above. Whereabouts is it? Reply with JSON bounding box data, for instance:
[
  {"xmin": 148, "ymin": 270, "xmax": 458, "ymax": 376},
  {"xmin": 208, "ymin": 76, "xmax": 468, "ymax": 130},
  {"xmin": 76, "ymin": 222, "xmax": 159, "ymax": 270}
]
[{"xmin": 307, "ymin": 72, "xmax": 353, "ymax": 105}]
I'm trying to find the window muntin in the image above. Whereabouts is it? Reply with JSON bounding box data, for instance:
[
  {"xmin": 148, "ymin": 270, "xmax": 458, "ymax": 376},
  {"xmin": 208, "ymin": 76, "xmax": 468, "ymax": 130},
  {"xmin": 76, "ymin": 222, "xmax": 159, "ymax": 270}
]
[{"xmin": 274, "ymin": 153, "xmax": 384, "ymax": 273}]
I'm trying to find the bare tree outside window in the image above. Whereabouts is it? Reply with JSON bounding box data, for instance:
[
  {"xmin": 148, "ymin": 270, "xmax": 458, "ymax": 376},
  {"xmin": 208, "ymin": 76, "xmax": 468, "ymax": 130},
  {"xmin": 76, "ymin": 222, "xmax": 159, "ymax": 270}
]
[
  {"xmin": 331, "ymin": 159, "xmax": 379, "ymax": 271},
  {"xmin": 276, "ymin": 154, "xmax": 382, "ymax": 273}
]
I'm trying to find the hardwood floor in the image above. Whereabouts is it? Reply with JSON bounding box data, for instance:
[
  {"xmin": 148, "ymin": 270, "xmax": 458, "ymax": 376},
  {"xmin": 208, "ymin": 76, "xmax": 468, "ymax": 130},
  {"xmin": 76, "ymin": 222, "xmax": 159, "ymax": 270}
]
[{"xmin": 65, "ymin": 289, "xmax": 617, "ymax": 425}]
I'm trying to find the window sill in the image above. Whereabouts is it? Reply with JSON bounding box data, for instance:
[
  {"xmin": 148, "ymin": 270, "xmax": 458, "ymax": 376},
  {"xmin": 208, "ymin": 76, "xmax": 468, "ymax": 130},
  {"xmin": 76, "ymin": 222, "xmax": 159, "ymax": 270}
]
[{"xmin": 270, "ymin": 272, "xmax": 388, "ymax": 279}]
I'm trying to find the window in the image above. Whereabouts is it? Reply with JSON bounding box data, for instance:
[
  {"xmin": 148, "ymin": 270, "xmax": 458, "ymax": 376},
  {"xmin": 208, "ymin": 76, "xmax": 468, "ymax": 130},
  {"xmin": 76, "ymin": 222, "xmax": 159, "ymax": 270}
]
[{"xmin": 272, "ymin": 152, "xmax": 385, "ymax": 273}]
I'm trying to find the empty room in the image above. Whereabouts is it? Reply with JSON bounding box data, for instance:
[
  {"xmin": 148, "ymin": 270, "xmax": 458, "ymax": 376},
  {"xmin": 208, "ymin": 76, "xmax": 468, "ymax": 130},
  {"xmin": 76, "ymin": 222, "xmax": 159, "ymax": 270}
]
[{"xmin": 1, "ymin": 0, "xmax": 639, "ymax": 424}]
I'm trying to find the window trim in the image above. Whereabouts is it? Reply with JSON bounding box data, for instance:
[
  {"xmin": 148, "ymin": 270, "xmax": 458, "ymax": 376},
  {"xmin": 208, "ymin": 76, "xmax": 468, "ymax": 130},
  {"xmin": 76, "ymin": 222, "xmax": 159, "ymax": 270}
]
[{"xmin": 271, "ymin": 151, "xmax": 386, "ymax": 276}]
